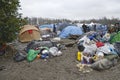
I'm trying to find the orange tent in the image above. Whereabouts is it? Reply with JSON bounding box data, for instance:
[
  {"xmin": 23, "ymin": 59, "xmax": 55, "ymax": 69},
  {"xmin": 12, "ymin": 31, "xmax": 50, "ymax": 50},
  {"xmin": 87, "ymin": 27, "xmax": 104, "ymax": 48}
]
[{"xmin": 19, "ymin": 25, "xmax": 41, "ymax": 42}]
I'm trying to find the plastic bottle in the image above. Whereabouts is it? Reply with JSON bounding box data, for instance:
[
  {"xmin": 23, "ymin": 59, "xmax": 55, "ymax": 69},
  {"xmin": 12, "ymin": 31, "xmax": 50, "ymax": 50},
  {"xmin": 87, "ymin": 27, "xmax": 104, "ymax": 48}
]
[{"xmin": 77, "ymin": 51, "xmax": 82, "ymax": 61}]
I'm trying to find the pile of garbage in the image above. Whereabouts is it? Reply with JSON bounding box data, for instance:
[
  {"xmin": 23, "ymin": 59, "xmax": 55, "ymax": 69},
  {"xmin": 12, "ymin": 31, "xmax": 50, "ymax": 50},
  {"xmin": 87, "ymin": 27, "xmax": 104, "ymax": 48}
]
[
  {"xmin": 76, "ymin": 31, "xmax": 120, "ymax": 72},
  {"xmin": 13, "ymin": 40, "xmax": 63, "ymax": 62}
]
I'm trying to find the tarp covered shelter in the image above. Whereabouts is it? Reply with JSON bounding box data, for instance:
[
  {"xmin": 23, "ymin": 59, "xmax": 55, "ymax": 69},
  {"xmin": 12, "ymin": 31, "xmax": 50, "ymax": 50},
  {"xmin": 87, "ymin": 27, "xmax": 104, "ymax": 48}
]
[
  {"xmin": 39, "ymin": 24, "xmax": 53, "ymax": 31},
  {"xmin": 59, "ymin": 26, "xmax": 83, "ymax": 38},
  {"xmin": 57, "ymin": 22, "xmax": 76, "ymax": 31},
  {"xmin": 19, "ymin": 25, "xmax": 41, "ymax": 42}
]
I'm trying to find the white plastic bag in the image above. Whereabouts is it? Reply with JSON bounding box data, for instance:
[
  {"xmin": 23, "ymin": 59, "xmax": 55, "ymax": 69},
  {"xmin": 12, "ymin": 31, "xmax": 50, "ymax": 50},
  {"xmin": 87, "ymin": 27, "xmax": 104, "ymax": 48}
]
[
  {"xmin": 49, "ymin": 47, "xmax": 62, "ymax": 56},
  {"xmin": 97, "ymin": 43, "xmax": 115, "ymax": 54},
  {"xmin": 83, "ymin": 44, "xmax": 97, "ymax": 56}
]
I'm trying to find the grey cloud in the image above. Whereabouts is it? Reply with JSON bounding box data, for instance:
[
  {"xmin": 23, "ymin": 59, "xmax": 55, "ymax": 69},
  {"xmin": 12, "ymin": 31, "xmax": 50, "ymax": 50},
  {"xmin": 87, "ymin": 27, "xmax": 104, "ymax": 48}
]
[{"xmin": 19, "ymin": 0, "xmax": 120, "ymax": 20}]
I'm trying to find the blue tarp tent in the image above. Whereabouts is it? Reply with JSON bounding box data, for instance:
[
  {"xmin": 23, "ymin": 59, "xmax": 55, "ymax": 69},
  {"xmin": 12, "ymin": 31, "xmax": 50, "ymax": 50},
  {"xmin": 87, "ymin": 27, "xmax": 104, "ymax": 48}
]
[
  {"xmin": 59, "ymin": 26, "xmax": 83, "ymax": 38},
  {"xmin": 39, "ymin": 24, "xmax": 53, "ymax": 29},
  {"xmin": 57, "ymin": 22, "xmax": 76, "ymax": 31}
]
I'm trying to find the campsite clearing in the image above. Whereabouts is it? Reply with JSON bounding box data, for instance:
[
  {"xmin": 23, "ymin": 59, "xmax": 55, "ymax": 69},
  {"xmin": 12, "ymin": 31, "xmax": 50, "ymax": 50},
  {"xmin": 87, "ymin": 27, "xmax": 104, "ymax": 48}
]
[{"xmin": 0, "ymin": 40, "xmax": 120, "ymax": 80}]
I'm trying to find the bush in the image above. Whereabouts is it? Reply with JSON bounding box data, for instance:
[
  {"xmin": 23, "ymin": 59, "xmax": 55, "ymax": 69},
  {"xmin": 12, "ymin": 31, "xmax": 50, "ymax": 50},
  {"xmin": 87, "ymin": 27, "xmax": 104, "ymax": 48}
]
[{"xmin": 0, "ymin": 0, "xmax": 27, "ymax": 45}]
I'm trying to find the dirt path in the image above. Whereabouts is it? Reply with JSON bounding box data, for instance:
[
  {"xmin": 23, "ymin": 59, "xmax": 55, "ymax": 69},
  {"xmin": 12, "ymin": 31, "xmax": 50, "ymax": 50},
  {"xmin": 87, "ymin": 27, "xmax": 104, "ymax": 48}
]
[{"xmin": 0, "ymin": 46, "xmax": 120, "ymax": 80}]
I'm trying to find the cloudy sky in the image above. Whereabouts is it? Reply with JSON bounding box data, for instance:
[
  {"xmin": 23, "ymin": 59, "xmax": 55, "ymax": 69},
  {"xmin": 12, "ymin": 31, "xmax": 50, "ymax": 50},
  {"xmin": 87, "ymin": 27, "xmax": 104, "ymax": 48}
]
[{"xmin": 19, "ymin": 0, "xmax": 120, "ymax": 20}]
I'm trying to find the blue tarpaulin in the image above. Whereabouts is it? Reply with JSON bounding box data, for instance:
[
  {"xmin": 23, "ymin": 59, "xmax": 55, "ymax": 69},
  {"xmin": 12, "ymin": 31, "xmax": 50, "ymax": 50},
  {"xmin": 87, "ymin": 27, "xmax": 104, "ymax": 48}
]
[
  {"xmin": 39, "ymin": 24, "xmax": 53, "ymax": 29},
  {"xmin": 59, "ymin": 26, "xmax": 83, "ymax": 38}
]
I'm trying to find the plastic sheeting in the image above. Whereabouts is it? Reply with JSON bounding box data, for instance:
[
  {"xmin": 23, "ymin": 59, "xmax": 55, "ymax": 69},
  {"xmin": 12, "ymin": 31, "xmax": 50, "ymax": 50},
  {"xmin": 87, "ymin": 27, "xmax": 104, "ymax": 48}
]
[
  {"xmin": 59, "ymin": 26, "xmax": 83, "ymax": 38},
  {"xmin": 110, "ymin": 31, "xmax": 120, "ymax": 43}
]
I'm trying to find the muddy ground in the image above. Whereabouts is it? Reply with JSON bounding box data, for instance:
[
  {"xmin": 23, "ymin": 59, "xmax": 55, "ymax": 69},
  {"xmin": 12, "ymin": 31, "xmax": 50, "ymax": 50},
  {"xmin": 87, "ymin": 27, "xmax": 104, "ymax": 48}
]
[{"xmin": 0, "ymin": 40, "xmax": 120, "ymax": 80}]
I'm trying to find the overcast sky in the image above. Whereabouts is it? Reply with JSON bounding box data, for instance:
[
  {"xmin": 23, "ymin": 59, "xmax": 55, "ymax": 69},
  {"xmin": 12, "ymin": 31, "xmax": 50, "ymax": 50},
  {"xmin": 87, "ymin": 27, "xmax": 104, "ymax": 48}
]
[{"xmin": 19, "ymin": 0, "xmax": 120, "ymax": 20}]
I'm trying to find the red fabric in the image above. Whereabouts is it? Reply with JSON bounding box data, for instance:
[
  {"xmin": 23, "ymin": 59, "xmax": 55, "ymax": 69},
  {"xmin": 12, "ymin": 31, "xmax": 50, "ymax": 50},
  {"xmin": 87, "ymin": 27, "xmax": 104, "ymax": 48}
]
[
  {"xmin": 96, "ymin": 42, "xmax": 104, "ymax": 48},
  {"xmin": 28, "ymin": 30, "xmax": 33, "ymax": 34}
]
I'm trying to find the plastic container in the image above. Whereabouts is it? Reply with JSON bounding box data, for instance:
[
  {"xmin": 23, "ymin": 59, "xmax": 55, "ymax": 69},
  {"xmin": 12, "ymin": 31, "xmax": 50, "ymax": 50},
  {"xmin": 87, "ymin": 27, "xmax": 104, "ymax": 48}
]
[{"xmin": 77, "ymin": 51, "xmax": 82, "ymax": 61}]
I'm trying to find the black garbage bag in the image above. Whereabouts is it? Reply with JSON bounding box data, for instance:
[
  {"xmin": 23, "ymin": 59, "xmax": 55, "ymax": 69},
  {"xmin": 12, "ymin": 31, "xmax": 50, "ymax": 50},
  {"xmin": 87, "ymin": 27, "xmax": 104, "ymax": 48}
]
[
  {"xmin": 77, "ymin": 41, "xmax": 85, "ymax": 52},
  {"xmin": 13, "ymin": 50, "xmax": 27, "ymax": 62},
  {"xmin": 77, "ymin": 45, "xmax": 85, "ymax": 52},
  {"xmin": 25, "ymin": 40, "xmax": 56, "ymax": 53},
  {"xmin": 24, "ymin": 41, "xmax": 35, "ymax": 53}
]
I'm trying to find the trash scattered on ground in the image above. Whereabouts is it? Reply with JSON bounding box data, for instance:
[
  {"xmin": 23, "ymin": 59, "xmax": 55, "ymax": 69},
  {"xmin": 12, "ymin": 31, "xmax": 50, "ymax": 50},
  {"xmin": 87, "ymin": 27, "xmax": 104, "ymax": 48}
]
[{"xmin": 76, "ymin": 31, "xmax": 120, "ymax": 71}]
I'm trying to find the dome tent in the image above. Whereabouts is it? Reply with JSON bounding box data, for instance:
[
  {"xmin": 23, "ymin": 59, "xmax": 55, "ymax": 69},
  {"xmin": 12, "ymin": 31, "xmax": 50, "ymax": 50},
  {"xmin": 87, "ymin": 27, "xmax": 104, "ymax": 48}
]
[
  {"xmin": 59, "ymin": 26, "xmax": 83, "ymax": 38},
  {"xmin": 19, "ymin": 25, "xmax": 41, "ymax": 42},
  {"xmin": 39, "ymin": 24, "xmax": 53, "ymax": 31},
  {"xmin": 57, "ymin": 22, "xmax": 75, "ymax": 31}
]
